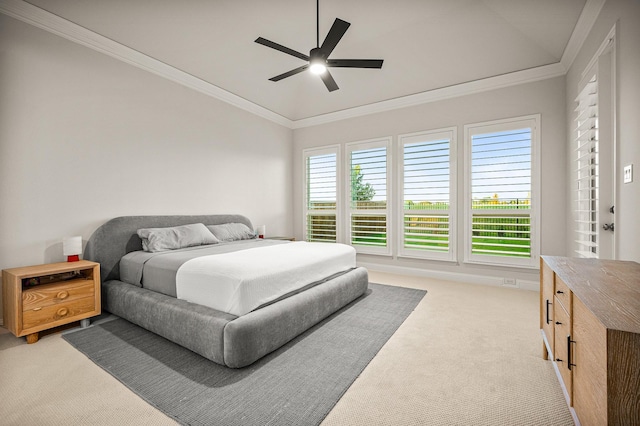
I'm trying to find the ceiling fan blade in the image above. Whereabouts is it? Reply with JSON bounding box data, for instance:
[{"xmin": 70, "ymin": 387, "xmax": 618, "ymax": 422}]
[
  {"xmin": 328, "ymin": 59, "xmax": 384, "ymax": 69},
  {"xmin": 269, "ymin": 64, "xmax": 310, "ymax": 82},
  {"xmin": 319, "ymin": 69, "xmax": 339, "ymax": 92},
  {"xmin": 255, "ymin": 37, "xmax": 310, "ymax": 61},
  {"xmin": 319, "ymin": 18, "xmax": 350, "ymax": 57}
]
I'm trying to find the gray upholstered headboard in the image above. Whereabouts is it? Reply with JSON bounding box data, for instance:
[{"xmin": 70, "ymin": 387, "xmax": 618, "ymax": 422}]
[{"xmin": 84, "ymin": 214, "xmax": 254, "ymax": 283}]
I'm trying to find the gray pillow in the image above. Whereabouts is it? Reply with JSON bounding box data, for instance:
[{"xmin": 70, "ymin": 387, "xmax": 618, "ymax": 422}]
[
  {"xmin": 206, "ymin": 223, "xmax": 256, "ymax": 242},
  {"xmin": 137, "ymin": 223, "xmax": 219, "ymax": 252}
]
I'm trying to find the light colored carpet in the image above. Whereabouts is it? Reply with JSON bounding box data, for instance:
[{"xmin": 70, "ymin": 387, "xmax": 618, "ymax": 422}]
[{"xmin": 0, "ymin": 271, "xmax": 574, "ymax": 425}]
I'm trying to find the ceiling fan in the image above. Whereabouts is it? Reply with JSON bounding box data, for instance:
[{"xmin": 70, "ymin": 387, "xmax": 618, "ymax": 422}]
[{"xmin": 255, "ymin": 0, "xmax": 383, "ymax": 92}]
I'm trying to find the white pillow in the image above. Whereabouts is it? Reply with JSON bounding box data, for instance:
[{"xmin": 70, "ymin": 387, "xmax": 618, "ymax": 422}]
[
  {"xmin": 137, "ymin": 223, "xmax": 219, "ymax": 252},
  {"xmin": 206, "ymin": 223, "xmax": 256, "ymax": 242}
]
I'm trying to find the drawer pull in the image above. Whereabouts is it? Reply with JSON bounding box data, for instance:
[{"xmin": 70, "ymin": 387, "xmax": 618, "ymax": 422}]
[
  {"xmin": 33, "ymin": 307, "xmax": 42, "ymax": 311},
  {"xmin": 56, "ymin": 307, "xmax": 69, "ymax": 317},
  {"xmin": 555, "ymin": 321, "xmax": 562, "ymax": 325},
  {"xmin": 556, "ymin": 290, "xmax": 564, "ymax": 294},
  {"xmin": 57, "ymin": 291, "xmax": 69, "ymax": 299}
]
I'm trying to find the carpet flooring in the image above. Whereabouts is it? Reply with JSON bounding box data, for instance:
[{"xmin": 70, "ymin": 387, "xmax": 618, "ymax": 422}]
[{"xmin": 62, "ymin": 283, "xmax": 426, "ymax": 426}]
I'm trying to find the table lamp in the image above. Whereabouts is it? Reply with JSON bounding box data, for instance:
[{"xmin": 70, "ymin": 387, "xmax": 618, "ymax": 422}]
[{"xmin": 63, "ymin": 236, "xmax": 82, "ymax": 262}]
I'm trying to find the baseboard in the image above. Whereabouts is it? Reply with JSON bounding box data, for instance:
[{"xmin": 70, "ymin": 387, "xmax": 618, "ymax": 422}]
[{"xmin": 358, "ymin": 261, "xmax": 539, "ymax": 291}]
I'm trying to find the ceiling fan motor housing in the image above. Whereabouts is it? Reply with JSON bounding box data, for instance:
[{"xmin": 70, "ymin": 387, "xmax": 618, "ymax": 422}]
[{"xmin": 310, "ymin": 47, "xmax": 328, "ymax": 63}]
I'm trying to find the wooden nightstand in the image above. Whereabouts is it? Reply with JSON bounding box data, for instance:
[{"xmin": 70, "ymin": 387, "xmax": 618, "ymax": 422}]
[
  {"xmin": 265, "ymin": 237, "xmax": 296, "ymax": 241},
  {"xmin": 2, "ymin": 260, "xmax": 101, "ymax": 343}
]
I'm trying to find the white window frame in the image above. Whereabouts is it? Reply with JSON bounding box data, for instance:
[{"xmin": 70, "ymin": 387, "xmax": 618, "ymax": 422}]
[
  {"xmin": 463, "ymin": 115, "xmax": 540, "ymax": 268},
  {"xmin": 397, "ymin": 127, "xmax": 457, "ymax": 261},
  {"xmin": 345, "ymin": 137, "xmax": 392, "ymax": 255},
  {"xmin": 302, "ymin": 145, "xmax": 341, "ymax": 243}
]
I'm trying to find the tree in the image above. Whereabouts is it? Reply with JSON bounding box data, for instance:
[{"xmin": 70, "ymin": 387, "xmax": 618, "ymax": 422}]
[{"xmin": 351, "ymin": 165, "xmax": 376, "ymax": 201}]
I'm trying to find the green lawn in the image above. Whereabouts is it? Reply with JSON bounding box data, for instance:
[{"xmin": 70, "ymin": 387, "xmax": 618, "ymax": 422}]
[{"xmin": 352, "ymin": 233, "xmax": 530, "ymax": 257}]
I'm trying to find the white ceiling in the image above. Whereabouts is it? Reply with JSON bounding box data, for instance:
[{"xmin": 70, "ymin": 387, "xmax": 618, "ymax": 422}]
[{"xmin": 19, "ymin": 0, "xmax": 587, "ymax": 123}]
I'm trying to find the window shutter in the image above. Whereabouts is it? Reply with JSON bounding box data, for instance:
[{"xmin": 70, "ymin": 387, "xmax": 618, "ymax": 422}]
[
  {"xmin": 305, "ymin": 150, "xmax": 338, "ymax": 242},
  {"xmin": 347, "ymin": 140, "xmax": 391, "ymax": 254},
  {"xmin": 399, "ymin": 129, "xmax": 455, "ymax": 260},
  {"xmin": 465, "ymin": 116, "xmax": 538, "ymax": 268},
  {"xmin": 471, "ymin": 128, "xmax": 532, "ymax": 258},
  {"xmin": 574, "ymin": 75, "xmax": 599, "ymax": 258}
]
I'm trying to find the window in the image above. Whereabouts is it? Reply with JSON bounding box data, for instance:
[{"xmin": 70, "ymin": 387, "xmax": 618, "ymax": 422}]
[
  {"xmin": 346, "ymin": 138, "xmax": 391, "ymax": 255},
  {"xmin": 464, "ymin": 116, "xmax": 539, "ymax": 268},
  {"xmin": 398, "ymin": 128, "xmax": 456, "ymax": 261},
  {"xmin": 303, "ymin": 146, "xmax": 339, "ymax": 243}
]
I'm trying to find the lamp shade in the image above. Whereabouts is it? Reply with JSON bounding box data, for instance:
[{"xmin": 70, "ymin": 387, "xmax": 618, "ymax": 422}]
[{"xmin": 63, "ymin": 236, "xmax": 82, "ymax": 261}]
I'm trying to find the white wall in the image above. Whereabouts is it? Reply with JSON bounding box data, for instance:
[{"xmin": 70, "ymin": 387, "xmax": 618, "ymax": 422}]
[
  {"xmin": 293, "ymin": 77, "xmax": 567, "ymax": 285},
  {"xmin": 565, "ymin": 0, "xmax": 640, "ymax": 262},
  {"xmin": 0, "ymin": 16, "xmax": 293, "ymax": 318}
]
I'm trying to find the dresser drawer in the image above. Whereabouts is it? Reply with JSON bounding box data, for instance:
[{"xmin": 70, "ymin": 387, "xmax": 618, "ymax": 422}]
[
  {"xmin": 553, "ymin": 300, "xmax": 572, "ymax": 403},
  {"xmin": 554, "ymin": 276, "xmax": 571, "ymax": 313},
  {"xmin": 541, "ymin": 261, "xmax": 555, "ymax": 358},
  {"xmin": 22, "ymin": 296, "xmax": 97, "ymax": 331},
  {"xmin": 22, "ymin": 279, "xmax": 95, "ymax": 312}
]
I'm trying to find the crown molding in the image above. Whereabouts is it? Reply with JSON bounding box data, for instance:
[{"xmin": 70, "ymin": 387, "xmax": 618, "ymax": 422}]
[
  {"xmin": 2, "ymin": 0, "xmax": 600, "ymax": 131},
  {"xmin": 0, "ymin": 0, "xmax": 293, "ymax": 128},
  {"xmin": 560, "ymin": 0, "xmax": 606, "ymax": 71},
  {"xmin": 291, "ymin": 62, "xmax": 566, "ymax": 129}
]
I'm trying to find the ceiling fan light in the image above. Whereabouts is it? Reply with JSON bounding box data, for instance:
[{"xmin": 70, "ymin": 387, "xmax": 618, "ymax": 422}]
[{"xmin": 310, "ymin": 61, "xmax": 327, "ymax": 75}]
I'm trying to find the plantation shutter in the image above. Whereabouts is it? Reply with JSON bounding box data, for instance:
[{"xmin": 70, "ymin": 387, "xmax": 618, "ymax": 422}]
[
  {"xmin": 347, "ymin": 139, "xmax": 391, "ymax": 254},
  {"xmin": 304, "ymin": 148, "xmax": 338, "ymax": 242},
  {"xmin": 399, "ymin": 129, "xmax": 455, "ymax": 260},
  {"xmin": 465, "ymin": 116, "xmax": 538, "ymax": 268},
  {"xmin": 574, "ymin": 74, "xmax": 599, "ymax": 258}
]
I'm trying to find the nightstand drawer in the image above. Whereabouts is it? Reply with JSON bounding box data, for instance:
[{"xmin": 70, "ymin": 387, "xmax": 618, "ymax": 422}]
[
  {"xmin": 22, "ymin": 279, "xmax": 95, "ymax": 312},
  {"xmin": 22, "ymin": 296, "xmax": 97, "ymax": 331}
]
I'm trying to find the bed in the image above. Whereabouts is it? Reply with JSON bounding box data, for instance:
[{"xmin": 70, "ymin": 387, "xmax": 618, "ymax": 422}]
[{"xmin": 84, "ymin": 214, "xmax": 369, "ymax": 368}]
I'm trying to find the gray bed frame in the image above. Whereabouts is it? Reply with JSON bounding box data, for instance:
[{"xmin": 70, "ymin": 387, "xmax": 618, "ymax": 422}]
[{"xmin": 84, "ymin": 214, "xmax": 369, "ymax": 368}]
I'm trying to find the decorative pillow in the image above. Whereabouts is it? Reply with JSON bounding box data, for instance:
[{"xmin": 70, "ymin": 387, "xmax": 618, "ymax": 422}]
[
  {"xmin": 137, "ymin": 223, "xmax": 219, "ymax": 252},
  {"xmin": 206, "ymin": 223, "xmax": 256, "ymax": 242}
]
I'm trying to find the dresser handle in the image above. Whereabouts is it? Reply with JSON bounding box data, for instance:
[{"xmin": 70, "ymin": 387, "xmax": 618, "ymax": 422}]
[
  {"xmin": 57, "ymin": 291, "xmax": 69, "ymax": 299},
  {"xmin": 555, "ymin": 321, "xmax": 562, "ymax": 325},
  {"xmin": 56, "ymin": 307, "xmax": 68, "ymax": 317},
  {"xmin": 556, "ymin": 290, "xmax": 564, "ymax": 294},
  {"xmin": 567, "ymin": 334, "xmax": 576, "ymax": 371},
  {"xmin": 546, "ymin": 300, "xmax": 552, "ymax": 324}
]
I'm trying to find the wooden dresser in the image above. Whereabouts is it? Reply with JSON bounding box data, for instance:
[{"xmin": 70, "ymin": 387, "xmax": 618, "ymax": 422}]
[{"xmin": 540, "ymin": 256, "xmax": 640, "ymax": 425}]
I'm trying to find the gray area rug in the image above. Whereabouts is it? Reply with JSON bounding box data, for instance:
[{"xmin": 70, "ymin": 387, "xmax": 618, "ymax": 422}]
[{"xmin": 63, "ymin": 283, "xmax": 426, "ymax": 426}]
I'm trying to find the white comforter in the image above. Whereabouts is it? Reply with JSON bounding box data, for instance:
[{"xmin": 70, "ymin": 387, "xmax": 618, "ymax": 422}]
[{"xmin": 175, "ymin": 241, "xmax": 356, "ymax": 316}]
